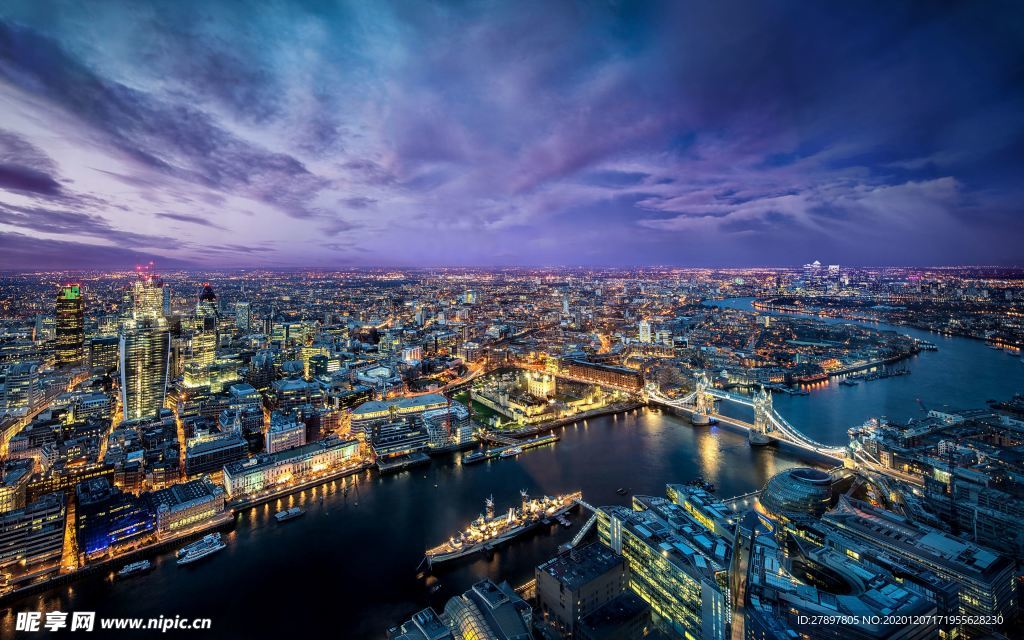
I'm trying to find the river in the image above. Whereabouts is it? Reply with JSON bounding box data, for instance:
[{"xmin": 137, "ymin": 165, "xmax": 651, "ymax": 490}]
[
  {"xmin": 705, "ymin": 297, "xmax": 1023, "ymax": 445},
  {"xmin": 2, "ymin": 299, "xmax": 1020, "ymax": 638}
]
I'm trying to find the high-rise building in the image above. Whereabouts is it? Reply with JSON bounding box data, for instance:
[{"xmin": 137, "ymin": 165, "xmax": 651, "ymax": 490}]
[
  {"xmin": 235, "ymin": 301, "xmax": 251, "ymax": 331},
  {"xmin": 638, "ymin": 319, "xmax": 652, "ymax": 343},
  {"xmin": 55, "ymin": 283, "xmax": 85, "ymax": 368},
  {"xmin": 131, "ymin": 270, "xmax": 165, "ymax": 321},
  {"xmin": 597, "ymin": 495, "xmax": 730, "ymax": 640},
  {"xmin": 89, "ymin": 336, "xmax": 120, "ymax": 372},
  {"xmin": 197, "ymin": 283, "xmax": 218, "ymax": 320},
  {"xmin": 120, "ymin": 317, "xmax": 170, "ymax": 422}
]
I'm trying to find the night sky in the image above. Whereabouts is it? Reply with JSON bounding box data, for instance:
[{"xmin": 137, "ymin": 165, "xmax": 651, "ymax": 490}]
[{"xmin": 0, "ymin": 1, "xmax": 1022, "ymax": 269}]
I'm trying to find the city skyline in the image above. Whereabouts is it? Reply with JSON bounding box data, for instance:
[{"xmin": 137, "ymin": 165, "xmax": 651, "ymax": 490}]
[{"xmin": 2, "ymin": 1, "xmax": 1024, "ymax": 269}]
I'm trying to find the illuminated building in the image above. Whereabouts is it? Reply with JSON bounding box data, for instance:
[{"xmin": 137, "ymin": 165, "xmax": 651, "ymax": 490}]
[
  {"xmin": 189, "ymin": 329, "xmax": 216, "ymax": 369},
  {"xmin": 221, "ymin": 435, "xmax": 359, "ymax": 499},
  {"xmin": 88, "ymin": 336, "xmax": 119, "ymax": 372},
  {"xmin": 638, "ymin": 319, "xmax": 652, "ymax": 343},
  {"xmin": 758, "ymin": 467, "xmax": 832, "ymax": 522},
  {"xmin": 597, "ymin": 495, "xmax": 729, "ymax": 640},
  {"xmin": 55, "ymin": 283, "xmax": 84, "ymax": 367},
  {"xmin": 0, "ymin": 458, "xmax": 33, "ymax": 513},
  {"xmin": 350, "ymin": 393, "xmax": 449, "ymax": 435},
  {"xmin": 147, "ymin": 478, "xmax": 225, "ymax": 536},
  {"xmin": 119, "ymin": 317, "xmax": 170, "ymax": 421},
  {"xmin": 266, "ymin": 411, "xmax": 306, "ymax": 453},
  {"xmin": 824, "ymin": 497, "xmax": 1017, "ymax": 638},
  {"xmin": 131, "ymin": 270, "xmax": 165, "ymax": 321},
  {"xmin": 76, "ymin": 477, "xmax": 156, "ymax": 557},
  {"xmin": 442, "ymin": 579, "xmax": 532, "ymax": 639},
  {"xmin": 370, "ymin": 420, "xmax": 430, "ymax": 459},
  {"xmin": 271, "ymin": 378, "xmax": 323, "ymax": 412},
  {"xmin": 422, "ymin": 403, "xmax": 473, "ymax": 448},
  {"xmin": 2, "ymin": 361, "xmax": 40, "ymax": 411},
  {"xmin": 184, "ymin": 434, "xmax": 249, "ymax": 476},
  {"xmin": 235, "ymin": 301, "xmax": 251, "ymax": 331},
  {"xmin": 563, "ymin": 359, "xmax": 643, "ymax": 392},
  {"xmin": 524, "ymin": 371, "xmax": 556, "ymax": 398},
  {"xmin": 0, "ymin": 492, "xmax": 66, "ymax": 572}
]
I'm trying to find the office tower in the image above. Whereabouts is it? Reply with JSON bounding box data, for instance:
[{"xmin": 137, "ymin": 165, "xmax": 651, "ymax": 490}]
[
  {"xmin": 119, "ymin": 317, "xmax": 170, "ymax": 422},
  {"xmin": 162, "ymin": 284, "xmax": 171, "ymax": 315},
  {"xmin": 2, "ymin": 362, "xmax": 40, "ymax": 411},
  {"xmin": 235, "ymin": 301, "xmax": 251, "ymax": 331},
  {"xmin": 638, "ymin": 319, "xmax": 652, "ymax": 343},
  {"xmin": 0, "ymin": 493, "xmax": 67, "ymax": 572},
  {"xmin": 197, "ymin": 283, "xmax": 218, "ymax": 319},
  {"xmin": 131, "ymin": 270, "xmax": 165, "ymax": 321},
  {"xmin": 55, "ymin": 283, "xmax": 85, "ymax": 368},
  {"xmin": 89, "ymin": 336, "xmax": 120, "ymax": 372},
  {"xmin": 597, "ymin": 496, "xmax": 729, "ymax": 640},
  {"xmin": 189, "ymin": 330, "xmax": 216, "ymax": 369}
]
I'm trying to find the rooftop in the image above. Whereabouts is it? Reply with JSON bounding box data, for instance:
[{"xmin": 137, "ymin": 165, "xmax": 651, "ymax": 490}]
[{"xmin": 537, "ymin": 542, "xmax": 623, "ymax": 590}]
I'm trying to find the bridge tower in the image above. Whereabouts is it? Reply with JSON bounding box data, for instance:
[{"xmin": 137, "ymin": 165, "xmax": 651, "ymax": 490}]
[
  {"xmin": 691, "ymin": 373, "xmax": 714, "ymax": 426},
  {"xmin": 749, "ymin": 386, "xmax": 773, "ymax": 445}
]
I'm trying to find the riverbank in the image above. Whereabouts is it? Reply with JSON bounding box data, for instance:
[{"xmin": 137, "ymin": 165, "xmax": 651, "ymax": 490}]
[
  {"xmin": 0, "ymin": 512, "xmax": 236, "ymax": 606},
  {"xmin": 0, "ymin": 404, "xmax": 642, "ymax": 609},
  {"xmin": 750, "ymin": 297, "xmax": 1017, "ymax": 346},
  {"xmin": 493, "ymin": 401, "xmax": 644, "ymax": 439}
]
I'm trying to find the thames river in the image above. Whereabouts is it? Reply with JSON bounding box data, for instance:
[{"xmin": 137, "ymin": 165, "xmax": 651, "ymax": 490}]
[{"xmin": 3, "ymin": 300, "xmax": 1021, "ymax": 639}]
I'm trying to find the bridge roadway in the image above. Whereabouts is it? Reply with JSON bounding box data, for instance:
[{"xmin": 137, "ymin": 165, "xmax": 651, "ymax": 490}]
[{"xmin": 648, "ymin": 388, "xmax": 848, "ymax": 461}]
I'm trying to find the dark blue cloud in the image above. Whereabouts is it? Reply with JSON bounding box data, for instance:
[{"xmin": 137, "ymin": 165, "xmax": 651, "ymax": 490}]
[{"xmin": 0, "ymin": 0, "xmax": 1021, "ymax": 267}]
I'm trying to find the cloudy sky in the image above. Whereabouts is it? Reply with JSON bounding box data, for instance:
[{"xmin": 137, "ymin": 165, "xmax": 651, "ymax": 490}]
[{"xmin": 0, "ymin": 1, "xmax": 1022, "ymax": 269}]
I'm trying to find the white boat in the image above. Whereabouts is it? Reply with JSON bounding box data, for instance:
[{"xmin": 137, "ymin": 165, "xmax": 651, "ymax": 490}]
[
  {"xmin": 176, "ymin": 533, "xmax": 226, "ymax": 565},
  {"xmin": 274, "ymin": 507, "xmax": 305, "ymax": 523},
  {"xmin": 499, "ymin": 446, "xmax": 523, "ymax": 458},
  {"xmin": 117, "ymin": 560, "xmax": 152, "ymax": 579}
]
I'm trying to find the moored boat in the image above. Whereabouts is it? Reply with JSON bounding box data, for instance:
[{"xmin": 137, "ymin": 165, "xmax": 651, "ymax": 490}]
[{"xmin": 426, "ymin": 490, "xmax": 582, "ymax": 567}]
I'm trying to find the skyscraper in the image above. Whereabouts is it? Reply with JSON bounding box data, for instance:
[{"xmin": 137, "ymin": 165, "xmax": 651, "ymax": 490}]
[
  {"xmin": 235, "ymin": 301, "xmax": 251, "ymax": 331},
  {"xmin": 55, "ymin": 283, "xmax": 84, "ymax": 368},
  {"xmin": 197, "ymin": 283, "xmax": 218, "ymax": 320},
  {"xmin": 120, "ymin": 272, "xmax": 170, "ymax": 421},
  {"xmin": 119, "ymin": 318, "xmax": 170, "ymax": 422},
  {"xmin": 131, "ymin": 270, "xmax": 165, "ymax": 321}
]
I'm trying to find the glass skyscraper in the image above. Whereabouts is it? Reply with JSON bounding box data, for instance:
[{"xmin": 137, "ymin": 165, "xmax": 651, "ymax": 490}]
[{"xmin": 120, "ymin": 273, "xmax": 170, "ymax": 421}]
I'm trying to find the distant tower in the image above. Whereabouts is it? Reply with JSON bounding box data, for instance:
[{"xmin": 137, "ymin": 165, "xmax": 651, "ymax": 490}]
[
  {"xmin": 235, "ymin": 301, "xmax": 251, "ymax": 331},
  {"xmin": 197, "ymin": 283, "xmax": 218, "ymax": 320},
  {"xmin": 55, "ymin": 283, "xmax": 85, "ymax": 368},
  {"xmin": 131, "ymin": 267, "xmax": 165, "ymax": 321},
  {"xmin": 750, "ymin": 386, "xmax": 773, "ymax": 446}
]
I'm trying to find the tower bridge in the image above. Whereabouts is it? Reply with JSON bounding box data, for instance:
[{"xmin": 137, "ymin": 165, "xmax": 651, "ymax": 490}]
[{"xmin": 646, "ymin": 379, "xmax": 848, "ymax": 461}]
